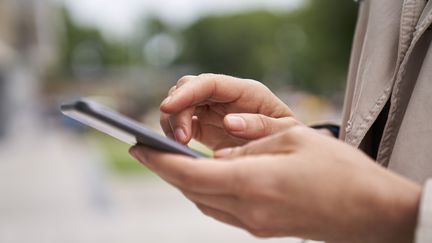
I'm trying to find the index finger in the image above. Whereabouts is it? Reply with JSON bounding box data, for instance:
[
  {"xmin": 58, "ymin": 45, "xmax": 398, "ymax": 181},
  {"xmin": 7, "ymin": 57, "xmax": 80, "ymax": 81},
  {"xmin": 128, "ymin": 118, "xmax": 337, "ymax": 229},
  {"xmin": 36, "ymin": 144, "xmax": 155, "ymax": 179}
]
[
  {"xmin": 161, "ymin": 74, "xmax": 254, "ymax": 114},
  {"xmin": 130, "ymin": 146, "xmax": 236, "ymax": 195}
]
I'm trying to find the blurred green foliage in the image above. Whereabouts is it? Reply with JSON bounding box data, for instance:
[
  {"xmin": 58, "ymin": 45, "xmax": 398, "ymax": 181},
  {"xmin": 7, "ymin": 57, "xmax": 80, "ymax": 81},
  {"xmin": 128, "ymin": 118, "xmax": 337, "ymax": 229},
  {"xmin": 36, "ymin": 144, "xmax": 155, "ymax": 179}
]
[
  {"xmin": 90, "ymin": 131, "xmax": 151, "ymax": 174},
  {"xmin": 179, "ymin": 11, "xmax": 285, "ymax": 82},
  {"xmin": 179, "ymin": 0, "xmax": 358, "ymax": 94},
  {"xmin": 59, "ymin": 0, "xmax": 358, "ymax": 94},
  {"xmin": 90, "ymin": 131, "xmax": 212, "ymax": 174},
  {"xmin": 290, "ymin": 0, "xmax": 358, "ymax": 94}
]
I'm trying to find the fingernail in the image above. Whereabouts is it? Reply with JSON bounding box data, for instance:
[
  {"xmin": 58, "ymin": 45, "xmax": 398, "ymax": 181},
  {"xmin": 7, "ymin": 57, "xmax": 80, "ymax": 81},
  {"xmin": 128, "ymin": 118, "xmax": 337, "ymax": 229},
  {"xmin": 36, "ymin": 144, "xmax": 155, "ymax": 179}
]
[
  {"xmin": 214, "ymin": 148, "xmax": 233, "ymax": 158},
  {"xmin": 225, "ymin": 115, "xmax": 246, "ymax": 131},
  {"xmin": 175, "ymin": 128, "xmax": 187, "ymax": 142},
  {"xmin": 161, "ymin": 96, "xmax": 172, "ymax": 107}
]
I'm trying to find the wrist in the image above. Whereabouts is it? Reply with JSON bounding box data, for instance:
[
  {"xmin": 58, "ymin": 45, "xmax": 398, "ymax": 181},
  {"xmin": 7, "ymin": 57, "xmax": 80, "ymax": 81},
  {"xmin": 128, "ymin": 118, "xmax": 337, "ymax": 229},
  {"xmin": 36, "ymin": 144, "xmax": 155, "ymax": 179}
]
[
  {"xmin": 331, "ymin": 166, "xmax": 422, "ymax": 243},
  {"xmin": 367, "ymin": 171, "xmax": 421, "ymax": 243},
  {"xmin": 384, "ymin": 179, "xmax": 421, "ymax": 243}
]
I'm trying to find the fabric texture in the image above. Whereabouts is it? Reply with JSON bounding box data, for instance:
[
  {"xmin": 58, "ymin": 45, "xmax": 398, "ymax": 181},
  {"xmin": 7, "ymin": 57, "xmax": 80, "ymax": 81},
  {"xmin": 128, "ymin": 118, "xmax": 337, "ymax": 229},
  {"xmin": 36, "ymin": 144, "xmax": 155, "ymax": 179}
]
[{"xmin": 341, "ymin": 0, "xmax": 432, "ymax": 242}]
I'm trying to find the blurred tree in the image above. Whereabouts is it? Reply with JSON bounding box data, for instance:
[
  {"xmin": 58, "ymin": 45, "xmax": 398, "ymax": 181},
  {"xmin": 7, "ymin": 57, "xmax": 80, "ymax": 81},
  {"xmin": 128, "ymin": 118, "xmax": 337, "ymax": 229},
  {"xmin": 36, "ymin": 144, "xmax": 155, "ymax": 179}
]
[
  {"xmin": 56, "ymin": 0, "xmax": 357, "ymax": 95},
  {"xmin": 60, "ymin": 8, "xmax": 129, "ymax": 77},
  {"xmin": 178, "ymin": 0, "xmax": 358, "ymax": 95},
  {"xmin": 134, "ymin": 16, "xmax": 182, "ymax": 68},
  {"xmin": 288, "ymin": 0, "xmax": 358, "ymax": 94},
  {"xmin": 179, "ymin": 11, "xmax": 283, "ymax": 81}
]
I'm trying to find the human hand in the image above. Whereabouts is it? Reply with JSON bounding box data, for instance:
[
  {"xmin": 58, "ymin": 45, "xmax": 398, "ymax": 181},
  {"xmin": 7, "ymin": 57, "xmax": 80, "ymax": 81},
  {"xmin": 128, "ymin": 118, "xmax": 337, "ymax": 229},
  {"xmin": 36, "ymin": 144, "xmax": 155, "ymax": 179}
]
[
  {"xmin": 130, "ymin": 126, "xmax": 421, "ymax": 243},
  {"xmin": 160, "ymin": 74, "xmax": 299, "ymax": 150}
]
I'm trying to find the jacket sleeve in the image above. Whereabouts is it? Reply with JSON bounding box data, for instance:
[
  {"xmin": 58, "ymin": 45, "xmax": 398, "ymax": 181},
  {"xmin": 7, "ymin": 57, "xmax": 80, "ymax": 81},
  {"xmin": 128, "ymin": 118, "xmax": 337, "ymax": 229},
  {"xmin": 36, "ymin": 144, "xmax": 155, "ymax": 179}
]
[
  {"xmin": 415, "ymin": 179, "xmax": 432, "ymax": 243},
  {"xmin": 310, "ymin": 124, "xmax": 340, "ymax": 138}
]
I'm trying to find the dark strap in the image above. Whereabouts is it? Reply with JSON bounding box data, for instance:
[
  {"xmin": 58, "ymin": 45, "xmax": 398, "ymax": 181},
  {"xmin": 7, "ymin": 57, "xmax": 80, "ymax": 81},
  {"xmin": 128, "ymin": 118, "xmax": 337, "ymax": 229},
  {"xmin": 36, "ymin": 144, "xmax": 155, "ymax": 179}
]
[{"xmin": 311, "ymin": 124, "xmax": 340, "ymax": 138}]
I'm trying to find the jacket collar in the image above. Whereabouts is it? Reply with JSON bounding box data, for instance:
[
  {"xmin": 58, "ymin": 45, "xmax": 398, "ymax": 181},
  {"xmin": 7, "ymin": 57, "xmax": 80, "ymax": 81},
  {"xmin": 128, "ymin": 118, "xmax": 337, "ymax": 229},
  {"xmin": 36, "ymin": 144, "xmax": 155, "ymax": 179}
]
[{"xmin": 417, "ymin": 0, "xmax": 432, "ymax": 31}]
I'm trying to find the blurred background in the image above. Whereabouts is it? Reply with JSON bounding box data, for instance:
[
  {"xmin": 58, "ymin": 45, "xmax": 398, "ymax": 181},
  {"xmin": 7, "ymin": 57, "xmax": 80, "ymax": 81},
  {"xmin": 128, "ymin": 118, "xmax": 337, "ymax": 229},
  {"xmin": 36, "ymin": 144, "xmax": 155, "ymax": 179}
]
[{"xmin": 0, "ymin": 0, "xmax": 358, "ymax": 242}]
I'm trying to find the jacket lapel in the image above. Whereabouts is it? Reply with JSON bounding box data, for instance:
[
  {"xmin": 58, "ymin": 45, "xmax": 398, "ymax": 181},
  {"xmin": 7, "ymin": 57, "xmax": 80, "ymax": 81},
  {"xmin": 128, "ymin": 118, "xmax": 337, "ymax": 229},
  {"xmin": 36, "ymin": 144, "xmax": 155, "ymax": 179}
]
[
  {"xmin": 397, "ymin": 0, "xmax": 426, "ymax": 65},
  {"xmin": 417, "ymin": 0, "xmax": 432, "ymax": 28},
  {"xmin": 376, "ymin": 0, "xmax": 430, "ymax": 165}
]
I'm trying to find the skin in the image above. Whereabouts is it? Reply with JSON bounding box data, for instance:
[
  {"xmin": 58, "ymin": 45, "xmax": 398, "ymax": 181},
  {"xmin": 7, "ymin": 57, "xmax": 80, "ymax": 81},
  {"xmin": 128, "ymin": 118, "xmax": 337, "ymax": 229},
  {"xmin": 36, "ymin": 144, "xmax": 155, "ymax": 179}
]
[
  {"xmin": 159, "ymin": 74, "xmax": 299, "ymax": 150},
  {"xmin": 130, "ymin": 74, "xmax": 422, "ymax": 243}
]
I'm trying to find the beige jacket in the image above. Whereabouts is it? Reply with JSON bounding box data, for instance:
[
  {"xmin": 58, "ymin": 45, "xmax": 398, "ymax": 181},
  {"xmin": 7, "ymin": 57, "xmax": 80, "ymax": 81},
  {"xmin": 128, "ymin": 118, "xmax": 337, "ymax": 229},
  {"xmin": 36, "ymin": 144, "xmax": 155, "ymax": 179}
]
[{"xmin": 340, "ymin": 0, "xmax": 432, "ymax": 242}]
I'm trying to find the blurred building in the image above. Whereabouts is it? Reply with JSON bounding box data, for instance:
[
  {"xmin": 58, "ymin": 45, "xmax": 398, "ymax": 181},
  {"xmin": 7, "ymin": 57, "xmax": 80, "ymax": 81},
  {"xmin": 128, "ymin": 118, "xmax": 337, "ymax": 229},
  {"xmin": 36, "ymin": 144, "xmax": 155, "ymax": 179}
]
[{"xmin": 0, "ymin": 0, "xmax": 59, "ymax": 139}]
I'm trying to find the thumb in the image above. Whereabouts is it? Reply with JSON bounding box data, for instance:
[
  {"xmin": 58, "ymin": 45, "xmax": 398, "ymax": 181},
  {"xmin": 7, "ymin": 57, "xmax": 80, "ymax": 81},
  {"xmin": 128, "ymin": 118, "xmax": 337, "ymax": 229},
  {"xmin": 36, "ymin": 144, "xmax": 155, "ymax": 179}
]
[
  {"xmin": 223, "ymin": 113, "xmax": 299, "ymax": 140},
  {"xmin": 214, "ymin": 126, "xmax": 304, "ymax": 158}
]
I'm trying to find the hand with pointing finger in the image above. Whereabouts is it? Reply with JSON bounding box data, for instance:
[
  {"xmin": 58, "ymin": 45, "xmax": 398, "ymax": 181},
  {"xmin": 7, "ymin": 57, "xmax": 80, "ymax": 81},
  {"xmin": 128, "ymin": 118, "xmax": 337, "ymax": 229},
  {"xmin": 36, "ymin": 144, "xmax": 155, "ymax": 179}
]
[
  {"xmin": 160, "ymin": 73, "xmax": 300, "ymax": 150},
  {"xmin": 130, "ymin": 126, "xmax": 421, "ymax": 243}
]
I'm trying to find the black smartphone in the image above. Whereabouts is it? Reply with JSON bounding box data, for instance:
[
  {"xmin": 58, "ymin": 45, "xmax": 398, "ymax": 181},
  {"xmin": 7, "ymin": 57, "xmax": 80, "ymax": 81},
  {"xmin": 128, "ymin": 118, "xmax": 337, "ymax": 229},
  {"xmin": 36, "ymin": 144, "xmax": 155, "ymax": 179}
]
[{"xmin": 60, "ymin": 98, "xmax": 206, "ymax": 158}]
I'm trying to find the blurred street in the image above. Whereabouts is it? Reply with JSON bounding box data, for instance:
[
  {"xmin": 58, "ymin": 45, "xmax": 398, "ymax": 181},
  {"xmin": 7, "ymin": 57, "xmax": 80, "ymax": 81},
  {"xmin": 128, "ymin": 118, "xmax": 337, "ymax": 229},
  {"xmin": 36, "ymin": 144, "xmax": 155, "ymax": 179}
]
[{"xmin": 0, "ymin": 128, "xmax": 303, "ymax": 243}]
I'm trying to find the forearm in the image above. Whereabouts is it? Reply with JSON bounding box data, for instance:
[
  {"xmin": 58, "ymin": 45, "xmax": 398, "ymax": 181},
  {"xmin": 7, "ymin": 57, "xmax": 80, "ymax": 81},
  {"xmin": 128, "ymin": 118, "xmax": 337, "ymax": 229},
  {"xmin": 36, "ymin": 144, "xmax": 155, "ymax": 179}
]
[
  {"xmin": 376, "ymin": 175, "xmax": 421, "ymax": 243},
  {"xmin": 339, "ymin": 169, "xmax": 422, "ymax": 243}
]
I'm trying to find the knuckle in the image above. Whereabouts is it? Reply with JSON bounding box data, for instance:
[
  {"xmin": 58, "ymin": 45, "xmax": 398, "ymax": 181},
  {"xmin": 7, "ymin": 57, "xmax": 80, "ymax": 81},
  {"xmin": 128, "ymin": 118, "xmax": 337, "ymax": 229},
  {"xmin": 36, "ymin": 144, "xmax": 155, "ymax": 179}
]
[
  {"xmin": 289, "ymin": 125, "xmax": 307, "ymax": 137},
  {"xmin": 247, "ymin": 79, "xmax": 262, "ymax": 86},
  {"xmin": 230, "ymin": 146, "xmax": 245, "ymax": 156},
  {"xmin": 177, "ymin": 75, "xmax": 194, "ymax": 87},
  {"xmin": 271, "ymin": 130, "xmax": 291, "ymax": 145},
  {"xmin": 279, "ymin": 125, "xmax": 302, "ymax": 140},
  {"xmin": 242, "ymin": 146, "xmax": 253, "ymax": 156},
  {"xmin": 249, "ymin": 80, "xmax": 269, "ymax": 92},
  {"xmin": 199, "ymin": 73, "xmax": 229, "ymax": 83},
  {"xmin": 168, "ymin": 85, "xmax": 177, "ymax": 95},
  {"xmin": 256, "ymin": 114, "xmax": 271, "ymax": 135},
  {"xmin": 280, "ymin": 125, "xmax": 309, "ymax": 145},
  {"xmin": 197, "ymin": 73, "xmax": 215, "ymax": 79}
]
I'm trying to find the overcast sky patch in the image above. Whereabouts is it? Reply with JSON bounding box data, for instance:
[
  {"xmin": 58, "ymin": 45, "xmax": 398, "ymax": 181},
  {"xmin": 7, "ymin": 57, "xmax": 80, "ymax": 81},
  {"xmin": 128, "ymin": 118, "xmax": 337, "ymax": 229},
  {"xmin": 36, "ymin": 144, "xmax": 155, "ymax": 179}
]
[{"xmin": 61, "ymin": 0, "xmax": 305, "ymax": 38}]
